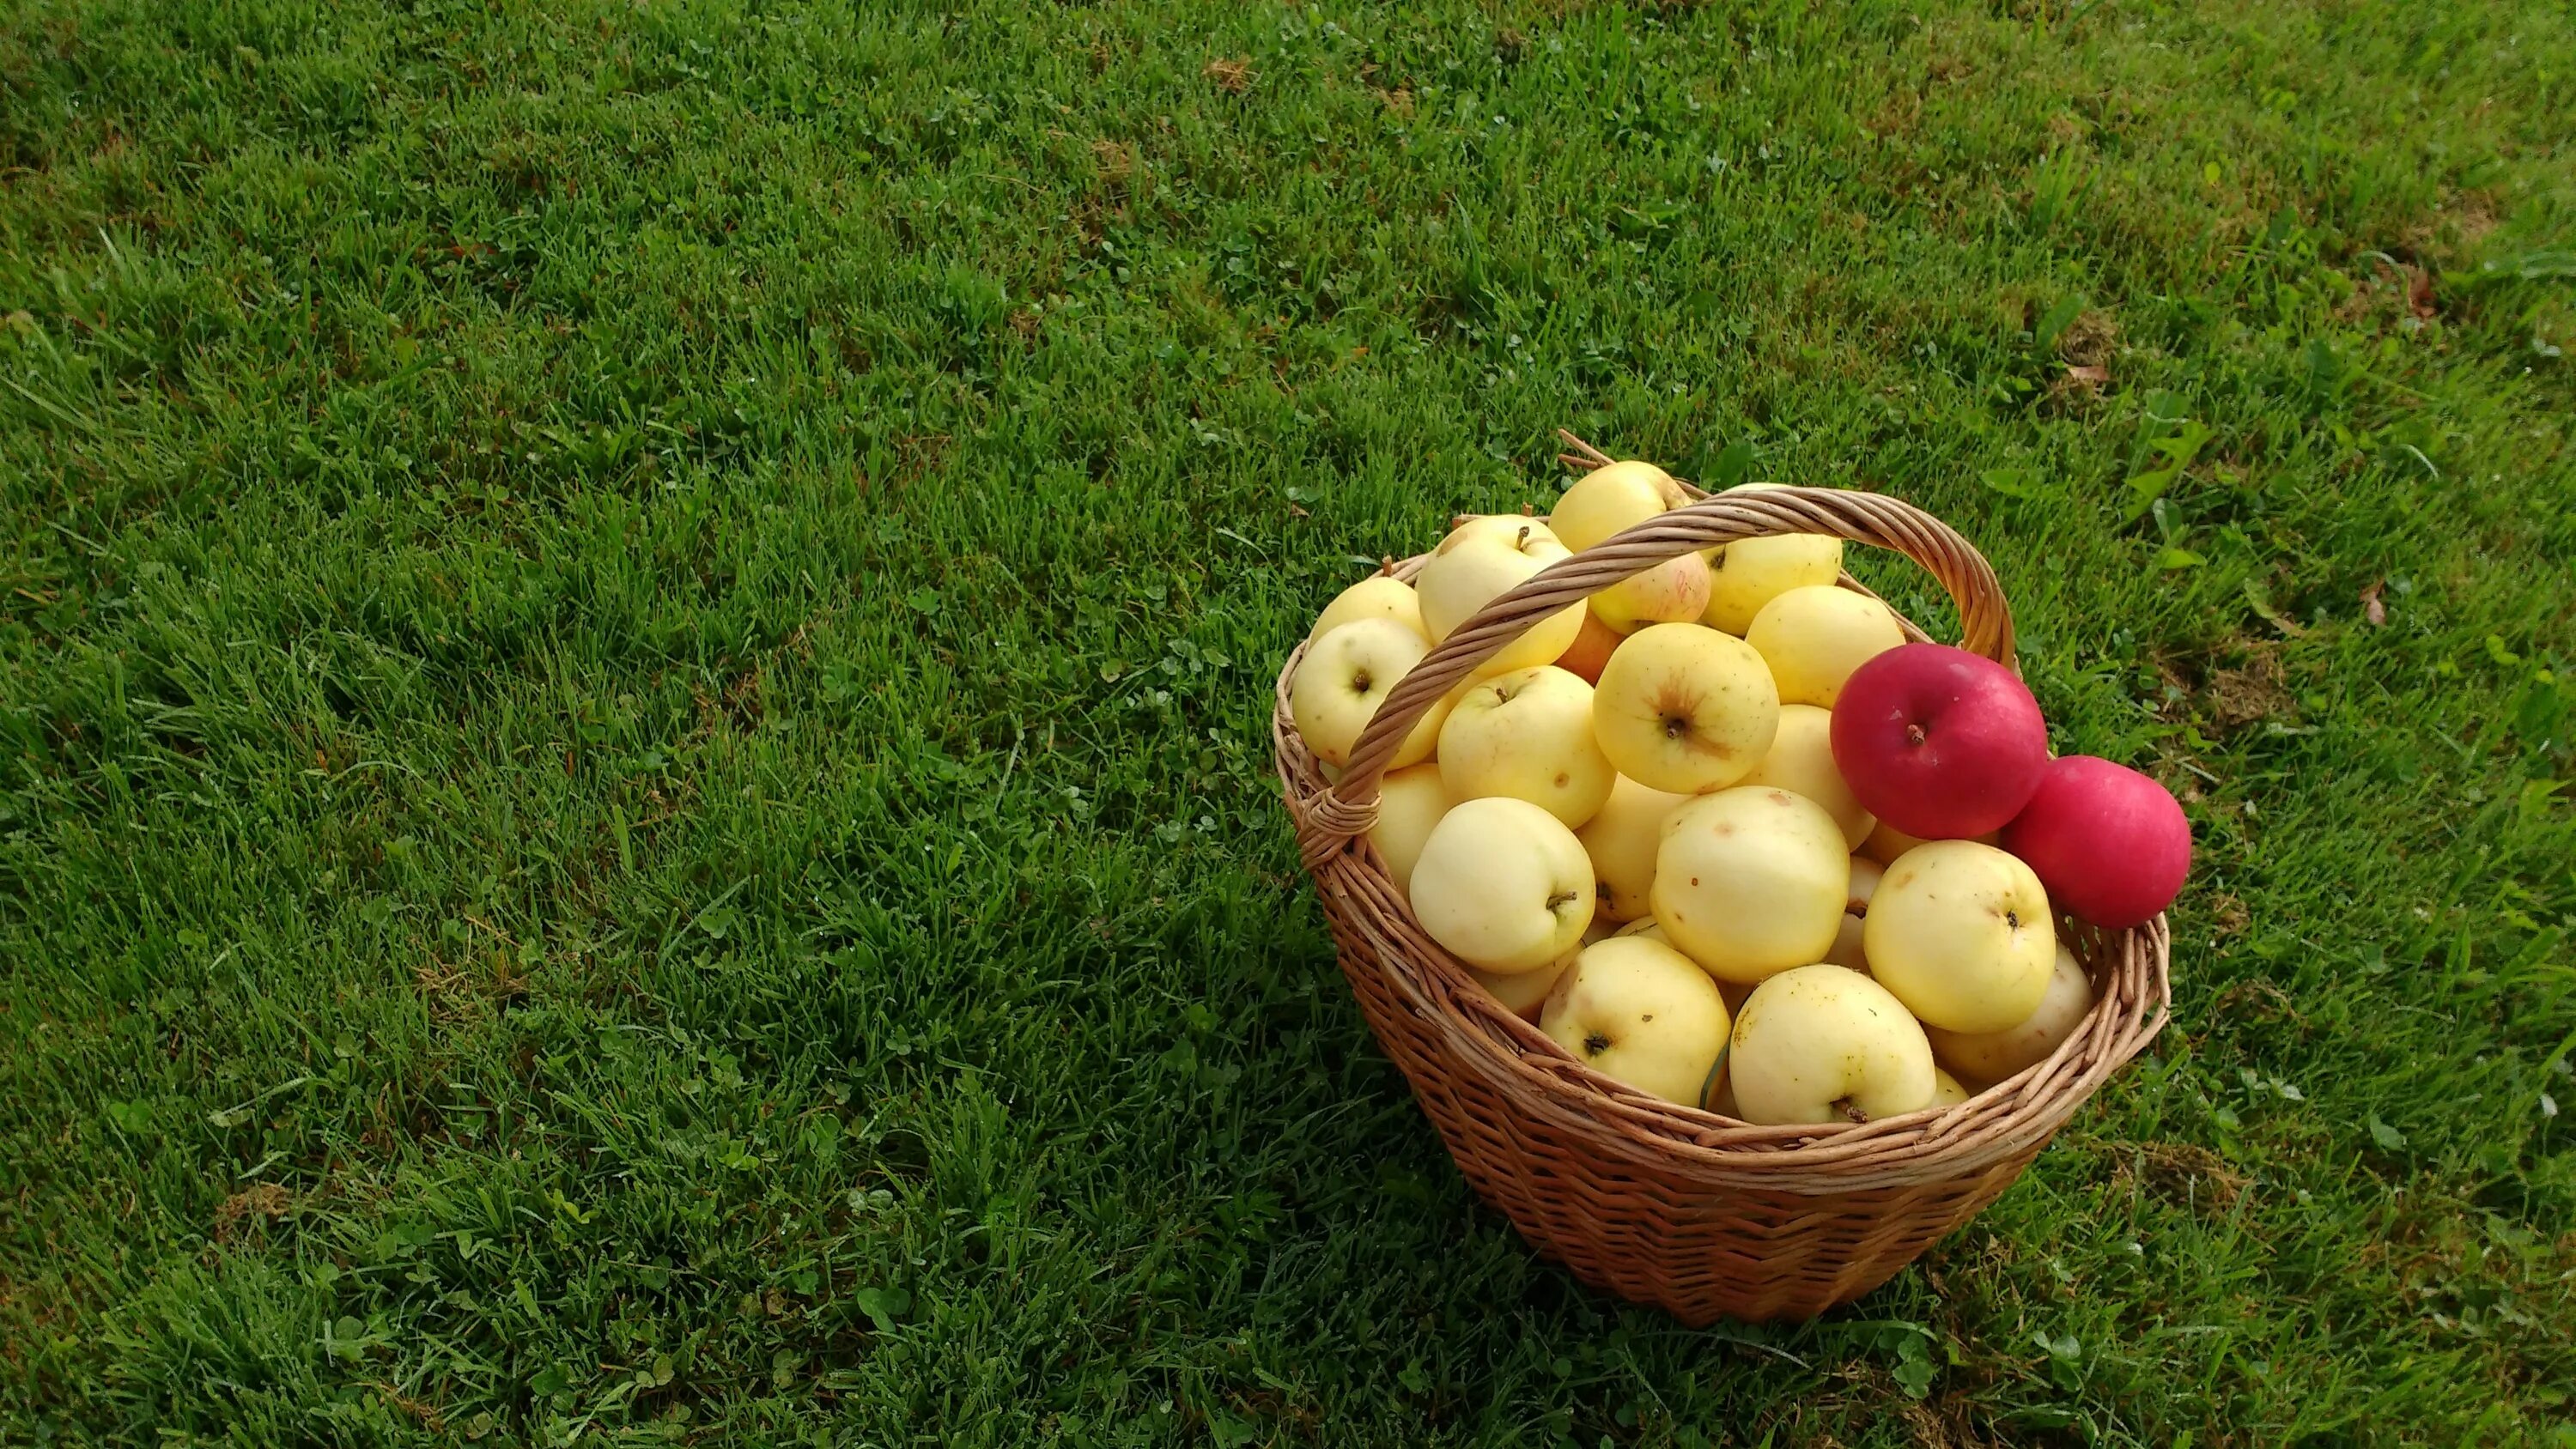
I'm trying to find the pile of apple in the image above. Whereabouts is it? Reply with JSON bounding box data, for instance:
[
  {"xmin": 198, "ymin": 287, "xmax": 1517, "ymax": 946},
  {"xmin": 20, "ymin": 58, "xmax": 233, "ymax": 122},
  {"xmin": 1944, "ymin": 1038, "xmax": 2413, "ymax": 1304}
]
[{"xmin": 1291, "ymin": 461, "xmax": 2190, "ymax": 1127}]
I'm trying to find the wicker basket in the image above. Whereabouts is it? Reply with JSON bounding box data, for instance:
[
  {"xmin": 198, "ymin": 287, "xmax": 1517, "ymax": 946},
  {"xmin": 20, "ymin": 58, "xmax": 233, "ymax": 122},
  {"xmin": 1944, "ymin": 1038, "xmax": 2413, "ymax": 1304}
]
[{"xmin": 1273, "ymin": 435, "xmax": 2173, "ymax": 1324}]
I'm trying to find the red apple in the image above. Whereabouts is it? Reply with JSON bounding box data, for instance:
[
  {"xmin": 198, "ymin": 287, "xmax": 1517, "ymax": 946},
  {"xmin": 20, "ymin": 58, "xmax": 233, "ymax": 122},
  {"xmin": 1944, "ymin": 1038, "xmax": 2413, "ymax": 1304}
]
[
  {"xmin": 2002, "ymin": 756, "xmax": 2190, "ymax": 929},
  {"xmin": 1830, "ymin": 643, "xmax": 2050, "ymax": 838}
]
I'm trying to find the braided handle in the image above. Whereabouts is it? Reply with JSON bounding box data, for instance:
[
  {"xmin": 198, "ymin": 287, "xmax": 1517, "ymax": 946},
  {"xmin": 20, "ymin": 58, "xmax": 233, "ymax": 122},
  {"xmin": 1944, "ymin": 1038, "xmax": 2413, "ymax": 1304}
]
[{"xmin": 1297, "ymin": 487, "xmax": 2015, "ymax": 865}]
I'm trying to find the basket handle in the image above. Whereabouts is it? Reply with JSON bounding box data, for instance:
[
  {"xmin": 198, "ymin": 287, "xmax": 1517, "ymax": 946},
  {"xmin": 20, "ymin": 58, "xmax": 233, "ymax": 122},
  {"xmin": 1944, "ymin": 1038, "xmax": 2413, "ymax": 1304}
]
[{"xmin": 1296, "ymin": 471, "xmax": 2016, "ymax": 866}]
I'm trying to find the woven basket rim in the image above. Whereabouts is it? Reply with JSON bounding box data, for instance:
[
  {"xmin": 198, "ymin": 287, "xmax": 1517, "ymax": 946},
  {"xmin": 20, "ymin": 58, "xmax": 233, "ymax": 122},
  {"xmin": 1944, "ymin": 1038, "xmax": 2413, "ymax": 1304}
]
[{"xmin": 1277, "ymin": 451, "xmax": 2173, "ymax": 1193}]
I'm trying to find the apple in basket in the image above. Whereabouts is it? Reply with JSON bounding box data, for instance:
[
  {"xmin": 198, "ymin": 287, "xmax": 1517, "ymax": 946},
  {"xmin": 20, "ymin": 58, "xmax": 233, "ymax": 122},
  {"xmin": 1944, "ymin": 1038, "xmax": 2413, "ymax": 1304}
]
[
  {"xmin": 1728, "ymin": 965, "xmax": 1938, "ymax": 1125},
  {"xmin": 1416, "ymin": 517, "xmax": 1586, "ymax": 677},
  {"xmin": 1745, "ymin": 585, "xmax": 1906, "ymax": 709},
  {"xmin": 1924, "ymin": 943, "xmax": 2094, "ymax": 1085},
  {"xmin": 1649, "ymin": 786, "xmax": 1849, "ymax": 985},
  {"xmin": 1865, "ymin": 840, "xmax": 2056, "ymax": 1034},
  {"xmin": 1438, "ymin": 665, "xmax": 1616, "ymax": 829},
  {"xmin": 1591, "ymin": 623, "xmax": 1780, "ymax": 795},
  {"xmin": 1539, "ymin": 935, "xmax": 1732, "ymax": 1108},
  {"xmin": 1701, "ymin": 484, "xmax": 1846, "ymax": 635},
  {"xmin": 1308, "ymin": 569, "xmax": 1428, "ymax": 645},
  {"xmin": 1288, "ymin": 618, "xmax": 1449, "ymax": 771},
  {"xmin": 1408, "ymin": 797, "xmax": 1595, "ymax": 973},
  {"xmin": 1831, "ymin": 642, "xmax": 2050, "ymax": 839},
  {"xmin": 2000, "ymin": 755, "xmax": 2192, "ymax": 929}
]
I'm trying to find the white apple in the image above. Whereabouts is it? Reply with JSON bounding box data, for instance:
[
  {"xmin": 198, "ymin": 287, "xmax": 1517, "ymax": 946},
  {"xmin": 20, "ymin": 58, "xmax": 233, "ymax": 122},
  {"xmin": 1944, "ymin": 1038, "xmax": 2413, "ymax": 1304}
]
[
  {"xmin": 1702, "ymin": 484, "xmax": 1845, "ymax": 634},
  {"xmin": 1575, "ymin": 775, "xmax": 1691, "ymax": 922},
  {"xmin": 1409, "ymin": 797, "xmax": 1595, "ymax": 972},
  {"xmin": 1415, "ymin": 535, "xmax": 1585, "ymax": 677},
  {"xmin": 1365, "ymin": 762, "xmax": 1452, "ymax": 896},
  {"xmin": 1290, "ymin": 619, "xmax": 1446, "ymax": 770},
  {"xmin": 1590, "ymin": 623, "xmax": 1780, "ymax": 794},
  {"xmin": 1550, "ymin": 460, "xmax": 1689, "ymax": 552},
  {"xmin": 1728, "ymin": 965, "xmax": 1938, "ymax": 1125},
  {"xmin": 1309, "ymin": 570, "xmax": 1427, "ymax": 644},
  {"xmin": 1437, "ymin": 665, "xmax": 1615, "ymax": 828},
  {"xmin": 1923, "ymin": 943, "xmax": 2093, "ymax": 1083},
  {"xmin": 1437, "ymin": 512, "xmax": 1563, "ymax": 556},
  {"xmin": 1865, "ymin": 841, "xmax": 2056, "ymax": 1033},
  {"xmin": 1473, "ymin": 954, "xmax": 1574, "ymax": 1022},
  {"xmin": 1930, "ymin": 1068, "xmax": 1972, "ymax": 1107},
  {"xmin": 1539, "ymin": 937, "xmax": 1732, "ymax": 1107},
  {"xmin": 1744, "ymin": 585, "xmax": 1905, "ymax": 708},
  {"xmin": 1650, "ymin": 787, "xmax": 1849, "ymax": 984},
  {"xmin": 1590, "ymin": 551, "xmax": 1713, "ymax": 635},
  {"xmin": 1861, "ymin": 817, "xmax": 1997, "ymax": 865},
  {"xmin": 1821, "ymin": 856, "xmax": 1886, "ymax": 971},
  {"xmin": 1616, "ymin": 917, "xmax": 1753, "ymax": 1011},
  {"xmin": 1739, "ymin": 703, "xmax": 1877, "ymax": 848}
]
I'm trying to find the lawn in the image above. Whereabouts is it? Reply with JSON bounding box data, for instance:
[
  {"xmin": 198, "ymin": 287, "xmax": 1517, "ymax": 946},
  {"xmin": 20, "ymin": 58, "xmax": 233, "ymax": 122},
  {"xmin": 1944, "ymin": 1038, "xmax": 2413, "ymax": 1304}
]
[{"xmin": 3, "ymin": 0, "xmax": 2573, "ymax": 1443}]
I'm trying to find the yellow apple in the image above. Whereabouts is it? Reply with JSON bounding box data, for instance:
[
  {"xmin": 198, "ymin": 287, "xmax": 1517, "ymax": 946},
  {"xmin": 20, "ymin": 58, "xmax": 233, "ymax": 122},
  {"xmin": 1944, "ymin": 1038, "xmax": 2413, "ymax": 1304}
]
[
  {"xmin": 1415, "ymin": 536, "xmax": 1585, "ymax": 677},
  {"xmin": 1437, "ymin": 512, "xmax": 1563, "ymax": 556},
  {"xmin": 1930, "ymin": 1068, "xmax": 1972, "ymax": 1107},
  {"xmin": 1575, "ymin": 775, "xmax": 1691, "ymax": 922},
  {"xmin": 1539, "ymin": 937, "xmax": 1732, "ymax": 1107},
  {"xmin": 1409, "ymin": 797, "xmax": 1595, "ymax": 972},
  {"xmin": 1739, "ymin": 703, "xmax": 1876, "ymax": 848},
  {"xmin": 1290, "ymin": 619, "xmax": 1445, "ymax": 770},
  {"xmin": 1728, "ymin": 964, "xmax": 1938, "ymax": 1125},
  {"xmin": 1923, "ymin": 943, "xmax": 2093, "ymax": 1083},
  {"xmin": 1702, "ymin": 484, "xmax": 1845, "ymax": 634},
  {"xmin": 1861, "ymin": 817, "xmax": 1997, "ymax": 864},
  {"xmin": 1744, "ymin": 585, "xmax": 1905, "ymax": 708},
  {"xmin": 1437, "ymin": 665, "xmax": 1616, "ymax": 828},
  {"xmin": 1821, "ymin": 856, "xmax": 1886, "ymax": 971},
  {"xmin": 1590, "ymin": 551, "xmax": 1713, "ymax": 634},
  {"xmin": 1309, "ymin": 571, "xmax": 1427, "ymax": 644},
  {"xmin": 1650, "ymin": 786, "xmax": 1850, "ymax": 984},
  {"xmin": 1590, "ymin": 623, "xmax": 1780, "ymax": 794},
  {"xmin": 1365, "ymin": 762, "xmax": 1452, "ymax": 896},
  {"xmin": 1550, "ymin": 460, "xmax": 1689, "ymax": 552},
  {"xmin": 1866, "ymin": 841, "xmax": 2056, "ymax": 1033},
  {"xmin": 1473, "ymin": 954, "xmax": 1574, "ymax": 1022}
]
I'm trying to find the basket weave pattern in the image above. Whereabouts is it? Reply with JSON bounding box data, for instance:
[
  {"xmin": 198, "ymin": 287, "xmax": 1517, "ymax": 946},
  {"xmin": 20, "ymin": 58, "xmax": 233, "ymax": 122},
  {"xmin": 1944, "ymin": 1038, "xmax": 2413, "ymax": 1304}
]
[{"xmin": 1274, "ymin": 446, "xmax": 2172, "ymax": 1322}]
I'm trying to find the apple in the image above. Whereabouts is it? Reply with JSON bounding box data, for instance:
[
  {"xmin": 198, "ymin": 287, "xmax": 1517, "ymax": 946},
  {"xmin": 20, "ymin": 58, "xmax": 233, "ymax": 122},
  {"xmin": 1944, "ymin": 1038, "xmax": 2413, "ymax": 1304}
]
[
  {"xmin": 1740, "ymin": 704, "xmax": 1877, "ymax": 849},
  {"xmin": 1550, "ymin": 460, "xmax": 1689, "ymax": 552},
  {"xmin": 1290, "ymin": 619, "xmax": 1449, "ymax": 770},
  {"xmin": 1929, "ymin": 1068, "xmax": 1972, "ymax": 1107},
  {"xmin": 1831, "ymin": 643, "xmax": 2050, "ymax": 839},
  {"xmin": 1309, "ymin": 570, "xmax": 1427, "ymax": 644},
  {"xmin": 1437, "ymin": 665, "xmax": 1616, "ymax": 828},
  {"xmin": 1924, "ymin": 943, "xmax": 2094, "ymax": 1083},
  {"xmin": 2000, "ymin": 755, "xmax": 2191, "ymax": 929},
  {"xmin": 1590, "ymin": 551, "xmax": 1714, "ymax": 634},
  {"xmin": 1576, "ymin": 774, "xmax": 1692, "ymax": 922},
  {"xmin": 1746, "ymin": 585, "xmax": 1906, "ymax": 708},
  {"xmin": 1651, "ymin": 786, "xmax": 1850, "ymax": 984},
  {"xmin": 1365, "ymin": 762, "xmax": 1452, "ymax": 896},
  {"xmin": 1728, "ymin": 965, "xmax": 1938, "ymax": 1125},
  {"xmin": 1540, "ymin": 936, "xmax": 1732, "ymax": 1107},
  {"xmin": 1591, "ymin": 623, "xmax": 1781, "ymax": 794},
  {"xmin": 1555, "ymin": 609, "xmax": 1624, "ymax": 684},
  {"xmin": 1409, "ymin": 797, "xmax": 1595, "ymax": 972},
  {"xmin": 1821, "ymin": 856, "xmax": 1885, "ymax": 971},
  {"xmin": 1415, "ymin": 535, "xmax": 1586, "ymax": 677},
  {"xmin": 1702, "ymin": 485, "xmax": 1845, "ymax": 634},
  {"xmin": 1473, "ymin": 953, "xmax": 1575, "ymax": 1022},
  {"xmin": 1861, "ymin": 816, "xmax": 1996, "ymax": 864},
  {"xmin": 1865, "ymin": 840, "xmax": 2056, "ymax": 1033},
  {"xmin": 1437, "ymin": 512, "xmax": 1563, "ymax": 556}
]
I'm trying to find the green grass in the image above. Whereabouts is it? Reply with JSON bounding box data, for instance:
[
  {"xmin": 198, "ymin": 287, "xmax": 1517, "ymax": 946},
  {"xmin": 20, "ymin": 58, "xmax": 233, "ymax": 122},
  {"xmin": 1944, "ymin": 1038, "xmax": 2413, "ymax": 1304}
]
[{"xmin": 3, "ymin": 0, "xmax": 2573, "ymax": 1442}]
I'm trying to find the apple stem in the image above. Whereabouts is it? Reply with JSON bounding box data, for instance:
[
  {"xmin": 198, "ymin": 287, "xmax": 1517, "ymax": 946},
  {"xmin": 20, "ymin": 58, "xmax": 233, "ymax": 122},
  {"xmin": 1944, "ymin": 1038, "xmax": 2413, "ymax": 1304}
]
[
  {"xmin": 1835, "ymin": 1096, "xmax": 1870, "ymax": 1124},
  {"xmin": 1905, "ymin": 724, "xmax": 1927, "ymax": 747}
]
